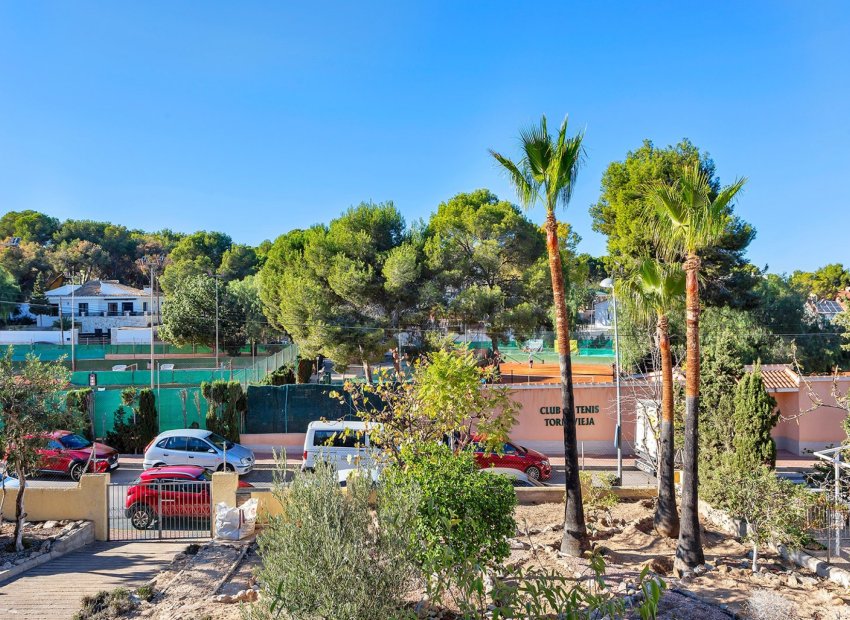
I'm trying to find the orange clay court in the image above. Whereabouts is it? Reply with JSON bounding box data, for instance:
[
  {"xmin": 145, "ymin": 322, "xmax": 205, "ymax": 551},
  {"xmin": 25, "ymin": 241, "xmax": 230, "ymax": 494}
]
[{"xmin": 498, "ymin": 360, "xmax": 615, "ymax": 384}]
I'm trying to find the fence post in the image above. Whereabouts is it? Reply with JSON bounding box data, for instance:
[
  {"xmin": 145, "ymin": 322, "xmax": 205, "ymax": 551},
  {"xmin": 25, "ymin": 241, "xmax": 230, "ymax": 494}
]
[{"xmin": 284, "ymin": 384, "xmax": 289, "ymax": 434}]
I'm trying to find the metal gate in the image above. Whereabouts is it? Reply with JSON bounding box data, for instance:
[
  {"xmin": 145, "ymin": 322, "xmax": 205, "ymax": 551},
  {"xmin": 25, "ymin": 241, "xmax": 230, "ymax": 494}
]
[{"xmin": 108, "ymin": 480, "xmax": 213, "ymax": 541}]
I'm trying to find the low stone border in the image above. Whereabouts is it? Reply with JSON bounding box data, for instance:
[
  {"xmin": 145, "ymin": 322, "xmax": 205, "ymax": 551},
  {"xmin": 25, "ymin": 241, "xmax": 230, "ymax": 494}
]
[
  {"xmin": 697, "ymin": 499, "xmax": 850, "ymax": 589},
  {"xmin": 0, "ymin": 520, "xmax": 94, "ymax": 584},
  {"xmin": 515, "ymin": 485, "xmax": 656, "ymax": 505}
]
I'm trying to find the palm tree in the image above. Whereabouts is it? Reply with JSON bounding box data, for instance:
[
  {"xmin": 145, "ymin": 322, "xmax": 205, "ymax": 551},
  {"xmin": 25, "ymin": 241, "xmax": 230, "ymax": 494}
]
[
  {"xmin": 621, "ymin": 258, "xmax": 684, "ymax": 538},
  {"xmin": 649, "ymin": 163, "xmax": 746, "ymax": 572},
  {"xmin": 491, "ymin": 115, "xmax": 588, "ymax": 555}
]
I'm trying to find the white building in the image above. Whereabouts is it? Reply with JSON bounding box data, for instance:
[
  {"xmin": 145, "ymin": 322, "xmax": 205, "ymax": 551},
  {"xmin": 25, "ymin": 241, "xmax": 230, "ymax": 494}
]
[{"xmin": 43, "ymin": 279, "xmax": 162, "ymax": 336}]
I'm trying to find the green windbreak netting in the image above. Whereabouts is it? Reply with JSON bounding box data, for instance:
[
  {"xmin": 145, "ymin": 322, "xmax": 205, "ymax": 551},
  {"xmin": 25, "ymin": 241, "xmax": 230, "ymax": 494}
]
[
  {"xmin": 86, "ymin": 387, "xmax": 209, "ymax": 437},
  {"xmin": 246, "ymin": 385, "xmax": 377, "ymax": 434}
]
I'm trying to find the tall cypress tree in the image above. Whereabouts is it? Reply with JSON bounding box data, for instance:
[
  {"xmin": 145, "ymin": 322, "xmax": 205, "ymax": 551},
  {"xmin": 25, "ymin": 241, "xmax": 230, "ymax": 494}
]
[{"xmin": 732, "ymin": 363, "xmax": 780, "ymax": 470}]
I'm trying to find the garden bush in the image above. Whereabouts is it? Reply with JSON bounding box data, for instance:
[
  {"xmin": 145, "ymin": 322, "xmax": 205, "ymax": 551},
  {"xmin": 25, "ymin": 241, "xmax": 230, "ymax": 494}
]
[
  {"xmin": 382, "ymin": 443, "xmax": 516, "ymax": 614},
  {"xmin": 249, "ymin": 462, "xmax": 418, "ymax": 620}
]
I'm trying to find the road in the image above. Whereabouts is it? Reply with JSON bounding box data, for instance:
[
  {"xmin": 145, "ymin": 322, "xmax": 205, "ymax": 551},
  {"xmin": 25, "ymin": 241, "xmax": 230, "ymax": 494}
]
[{"xmin": 26, "ymin": 455, "xmax": 656, "ymax": 489}]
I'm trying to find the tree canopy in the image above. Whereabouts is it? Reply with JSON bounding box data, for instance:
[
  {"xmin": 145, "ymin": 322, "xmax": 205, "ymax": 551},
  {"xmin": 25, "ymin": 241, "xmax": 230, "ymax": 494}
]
[{"xmin": 590, "ymin": 139, "xmax": 757, "ymax": 308}]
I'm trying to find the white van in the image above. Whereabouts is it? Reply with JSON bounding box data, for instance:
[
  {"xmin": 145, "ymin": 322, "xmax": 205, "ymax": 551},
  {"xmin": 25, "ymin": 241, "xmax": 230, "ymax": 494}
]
[{"xmin": 301, "ymin": 421, "xmax": 380, "ymax": 471}]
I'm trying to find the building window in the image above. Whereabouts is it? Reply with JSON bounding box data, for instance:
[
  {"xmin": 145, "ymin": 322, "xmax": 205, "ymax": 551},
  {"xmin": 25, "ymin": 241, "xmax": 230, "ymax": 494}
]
[
  {"xmin": 78, "ymin": 302, "xmax": 88, "ymax": 316},
  {"xmin": 107, "ymin": 302, "xmax": 119, "ymax": 316}
]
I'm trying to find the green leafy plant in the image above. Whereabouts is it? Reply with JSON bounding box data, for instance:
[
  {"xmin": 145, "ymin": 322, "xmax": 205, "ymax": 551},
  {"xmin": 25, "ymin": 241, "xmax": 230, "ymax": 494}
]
[
  {"xmin": 710, "ymin": 461, "xmax": 811, "ymax": 572},
  {"xmin": 578, "ymin": 471, "xmax": 619, "ymax": 524},
  {"xmin": 339, "ymin": 347, "xmax": 518, "ymax": 464},
  {"xmin": 489, "ymin": 559, "xmax": 665, "ymax": 620},
  {"xmin": 383, "ymin": 443, "xmax": 516, "ymax": 614},
  {"xmin": 0, "ymin": 349, "xmax": 77, "ymax": 551}
]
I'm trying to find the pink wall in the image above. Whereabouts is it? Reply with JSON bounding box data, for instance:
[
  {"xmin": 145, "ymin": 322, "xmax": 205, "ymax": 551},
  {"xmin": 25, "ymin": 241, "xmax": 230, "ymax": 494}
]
[
  {"xmin": 507, "ymin": 384, "xmax": 637, "ymax": 456},
  {"xmin": 241, "ymin": 377, "xmax": 850, "ymax": 459}
]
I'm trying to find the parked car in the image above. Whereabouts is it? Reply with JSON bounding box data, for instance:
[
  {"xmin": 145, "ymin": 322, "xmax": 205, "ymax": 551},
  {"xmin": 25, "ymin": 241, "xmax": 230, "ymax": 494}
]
[
  {"xmin": 336, "ymin": 467, "xmax": 381, "ymax": 487},
  {"xmin": 125, "ymin": 465, "xmax": 253, "ymax": 530},
  {"xmin": 0, "ymin": 465, "xmax": 19, "ymax": 489},
  {"xmin": 471, "ymin": 439, "xmax": 551, "ymax": 481},
  {"xmin": 302, "ymin": 421, "xmax": 380, "ymax": 471},
  {"xmin": 478, "ymin": 466, "xmax": 547, "ymax": 487},
  {"xmin": 36, "ymin": 431, "xmax": 119, "ymax": 481},
  {"xmin": 143, "ymin": 429, "xmax": 255, "ymax": 475}
]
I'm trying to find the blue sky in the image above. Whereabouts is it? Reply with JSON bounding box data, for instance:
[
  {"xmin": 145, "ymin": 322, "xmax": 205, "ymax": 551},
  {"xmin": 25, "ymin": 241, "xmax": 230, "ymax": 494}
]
[{"xmin": 1, "ymin": 2, "xmax": 848, "ymax": 274}]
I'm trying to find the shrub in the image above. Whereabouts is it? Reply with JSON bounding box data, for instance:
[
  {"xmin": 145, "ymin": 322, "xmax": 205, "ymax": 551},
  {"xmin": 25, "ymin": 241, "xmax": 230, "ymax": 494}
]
[
  {"xmin": 201, "ymin": 380, "xmax": 243, "ymax": 442},
  {"xmin": 385, "ymin": 443, "xmax": 516, "ymax": 568},
  {"xmin": 382, "ymin": 443, "xmax": 516, "ymax": 614},
  {"xmin": 710, "ymin": 461, "xmax": 811, "ymax": 572},
  {"xmin": 249, "ymin": 462, "xmax": 418, "ymax": 620},
  {"xmin": 259, "ymin": 362, "xmax": 295, "ymax": 385},
  {"xmin": 746, "ymin": 589, "xmax": 799, "ymax": 620},
  {"xmin": 73, "ymin": 588, "xmax": 135, "ymax": 620},
  {"xmin": 104, "ymin": 407, "xmax": 140, "ymax": 454},
  {"xmin": 578, "ymin": 471, "xmax": 619, "ymax": 522}
]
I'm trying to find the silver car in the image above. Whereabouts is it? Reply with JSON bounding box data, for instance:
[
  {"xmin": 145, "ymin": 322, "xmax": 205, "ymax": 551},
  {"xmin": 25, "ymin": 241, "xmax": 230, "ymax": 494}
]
[{"xmin": 143, "ymin": 429, "xmax": 255, "ymax": 475}]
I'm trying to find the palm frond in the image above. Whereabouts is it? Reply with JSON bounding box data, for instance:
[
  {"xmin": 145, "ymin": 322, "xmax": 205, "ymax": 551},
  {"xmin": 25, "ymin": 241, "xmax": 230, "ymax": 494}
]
[
  {"xmin": 648, "ymin": 162, "xmax": 747, "ymax": 259},
  {"xmin": 490, "ymin": 149, "xmax": 540, "ymax": 210}
]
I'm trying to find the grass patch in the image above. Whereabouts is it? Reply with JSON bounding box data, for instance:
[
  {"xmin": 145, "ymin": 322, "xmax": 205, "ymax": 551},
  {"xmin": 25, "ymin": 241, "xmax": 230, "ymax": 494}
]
[
  {"xmin": 73, "ymin": 588, "xmax": 136, "ymax": 620},
  {"xmin": 136, "ymin": 584, "xmax": 155, "ymax": 602}
]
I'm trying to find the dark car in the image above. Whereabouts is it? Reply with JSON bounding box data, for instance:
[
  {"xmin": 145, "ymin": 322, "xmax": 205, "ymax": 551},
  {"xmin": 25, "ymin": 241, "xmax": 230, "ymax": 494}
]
[
  {"xmin": 472, "ymin": 439, "xmax": 552, "ymax": 481},
  {"xmin": 125, "ymin": 465, "xmax": 253, "ymax": 530},
  {"xmin": 37, "ymin": 431, "xmax": 119, "ymax": 481}
]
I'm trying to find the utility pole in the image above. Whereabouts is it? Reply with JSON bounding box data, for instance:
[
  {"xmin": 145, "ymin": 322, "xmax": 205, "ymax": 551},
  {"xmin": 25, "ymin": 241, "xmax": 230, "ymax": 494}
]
[
  {"xmin": 207, "ymin": 271, "xmax": 221, "ymax": 371},
  {"xmin": 137, "ymin": 255, "xmax": 165, "ymax": 390},
  {"xmin": 63, "ymin": 272, "xmax": 79, "ymax": 372}
]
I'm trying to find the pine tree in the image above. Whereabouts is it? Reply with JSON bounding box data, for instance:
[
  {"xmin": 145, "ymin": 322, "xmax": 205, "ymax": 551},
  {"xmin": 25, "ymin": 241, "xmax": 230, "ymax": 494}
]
[
  {"xmin": 29, "ymin": 272, "xmax": 52, "ymax": 317},
  {"xmin": 732, "ymin": 362, "xmax": 780, "ymax": 470}
]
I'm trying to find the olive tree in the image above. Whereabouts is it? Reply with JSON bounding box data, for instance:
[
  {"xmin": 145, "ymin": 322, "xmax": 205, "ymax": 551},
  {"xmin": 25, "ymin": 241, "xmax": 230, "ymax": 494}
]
[{"xmin": 0, "ymin": 349, "xmax": 77, "ymax": 551}]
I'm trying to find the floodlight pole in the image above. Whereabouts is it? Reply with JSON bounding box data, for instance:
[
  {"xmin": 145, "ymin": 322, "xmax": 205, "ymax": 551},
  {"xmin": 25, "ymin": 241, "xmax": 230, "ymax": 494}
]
[
  {"xmin": 601, "ymin": 277, "xmax": 623, "ymax": 485},
  {"xmin": 138, "ymin": 255, "xmax": 165, "ymax": 390}
]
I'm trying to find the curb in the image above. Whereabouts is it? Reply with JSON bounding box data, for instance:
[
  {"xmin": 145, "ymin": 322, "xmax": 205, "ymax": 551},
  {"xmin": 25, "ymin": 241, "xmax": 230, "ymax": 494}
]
[{"xmin": 0, "ymin": 521, "xmax": 95, "ymax": 585}]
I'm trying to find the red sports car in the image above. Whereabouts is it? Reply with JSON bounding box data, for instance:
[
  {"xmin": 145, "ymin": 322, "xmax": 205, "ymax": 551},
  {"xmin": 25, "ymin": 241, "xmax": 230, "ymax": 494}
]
[
  {"xmin": 472, "ymin": 440, "xmax": 552, "ymax": 481},
  {"xmin": 125, "ymin": 465, "xmax": 253, "ymax": 530},
  {"xmin": 38, "ymin": 431, "xmax": 119, "ymax": 481}
]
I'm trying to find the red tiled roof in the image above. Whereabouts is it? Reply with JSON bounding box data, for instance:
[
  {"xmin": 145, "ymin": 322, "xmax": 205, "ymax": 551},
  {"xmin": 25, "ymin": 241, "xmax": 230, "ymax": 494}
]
[{"xmin": 744, "ymin": 364, "xmax": 799, "ymax": 391}]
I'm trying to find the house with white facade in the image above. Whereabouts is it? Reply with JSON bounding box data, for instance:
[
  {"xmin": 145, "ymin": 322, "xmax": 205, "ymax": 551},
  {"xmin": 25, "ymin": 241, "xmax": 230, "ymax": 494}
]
[{"xmin": 43, "ymin": 279, "xmax": 162, "ymax": 337}]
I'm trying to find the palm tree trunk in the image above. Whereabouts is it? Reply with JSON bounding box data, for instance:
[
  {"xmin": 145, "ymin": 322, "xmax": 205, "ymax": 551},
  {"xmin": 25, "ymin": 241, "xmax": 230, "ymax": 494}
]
[
  {"xmin": 545, "ymin": 212, "xmax": 588, "ymax": 556},
  {"xmin": 675, "ymin": 254, "xmax": 705, "ymax": 574},
  {"xmin": 654, "ymin": 313, "xmax": 679, "ymax": 538}
]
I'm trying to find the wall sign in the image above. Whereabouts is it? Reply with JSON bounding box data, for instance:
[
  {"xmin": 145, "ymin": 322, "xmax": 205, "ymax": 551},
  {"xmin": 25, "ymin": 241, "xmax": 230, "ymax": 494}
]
[{"xmin": 539, "ymin": 405, "xmax": 599, "ymax": 426}]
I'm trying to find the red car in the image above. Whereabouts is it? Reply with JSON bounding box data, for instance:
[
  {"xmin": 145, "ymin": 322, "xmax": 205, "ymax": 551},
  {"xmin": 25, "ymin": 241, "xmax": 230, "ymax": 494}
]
[
  {"xmin": 38, "ymin": 431, "xmax": 119, "ymax": 481},
  {"xmin": 472, "ymin": 439, "xmax": 552, "ymax": 481},
  {"xmin": 125, "ymin": 465, "xmax": 253, "ymax": 530}
]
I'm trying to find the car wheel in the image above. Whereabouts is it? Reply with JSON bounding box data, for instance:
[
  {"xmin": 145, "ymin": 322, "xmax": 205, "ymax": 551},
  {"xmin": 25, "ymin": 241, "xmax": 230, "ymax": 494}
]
[
  {"xmin": 128, "ymin": 504, "xmax": 156, "ymax": 530},
  {"xmin": 525, "ymin": 466, "xmax": 541, "ymax": 481},
  {"xmin": 217, "ymin": 463, "xmax": 235, "ymax": 472},
  {"xmin": 152, "ymin": 462, "xmax": 166, "ymax": 469},
  {"xmin": 69, "ymin": 462, "xmax": 86, "ymax": 482}
]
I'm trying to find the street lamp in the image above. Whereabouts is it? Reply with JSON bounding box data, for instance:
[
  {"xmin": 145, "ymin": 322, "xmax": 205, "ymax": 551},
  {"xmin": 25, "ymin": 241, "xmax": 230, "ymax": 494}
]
[
  {"xmin": 137, "ymin": 255, "xmax": 165, "ymax": 390},
  {"xmin": 600, "ymin": 276, "xmax": 622, "ymax": 486}
]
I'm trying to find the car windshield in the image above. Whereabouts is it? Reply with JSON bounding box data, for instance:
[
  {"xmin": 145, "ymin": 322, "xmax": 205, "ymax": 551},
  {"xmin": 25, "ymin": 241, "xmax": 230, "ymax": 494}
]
[
  {"xmin": 205, "ymin": 432, "xmax": 234, "ymax": 451},
  {"xmin": 59, "ymin": 434, "xmax": 92, "ymax": 449}
]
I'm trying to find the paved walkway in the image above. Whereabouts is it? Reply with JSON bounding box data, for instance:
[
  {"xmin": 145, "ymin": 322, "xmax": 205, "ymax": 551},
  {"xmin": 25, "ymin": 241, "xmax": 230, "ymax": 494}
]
[{"xmin": 0, "ymin": 540, "xmax": 187, "ymax": 619}]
